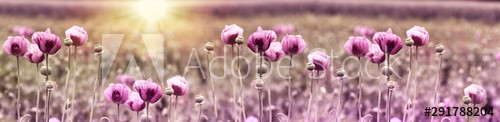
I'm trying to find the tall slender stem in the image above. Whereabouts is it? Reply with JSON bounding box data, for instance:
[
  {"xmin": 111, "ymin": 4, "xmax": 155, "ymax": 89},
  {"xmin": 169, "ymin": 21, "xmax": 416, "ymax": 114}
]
[
  {"xmin": 16, "ymin": 56, "xmax": 21, "ymax": 120},
  {"xmin": 306, "ymin": 71, "xmax": 314, "ymax": 121},
  {"xmin": 335, "ymin": 77, "xmax": 344, "ymax": 122},
  {"xmin": 385, "ymin": 51, "xmax": 391, "ymax": 121},
  {"xmin": 376, "ymin": 64, "xmax": 382, "ymax": 122},
  {"xmin": 168, "ymin": 96, "xmax": 172, "ymax": 121},
  {"xmin": 117, "ymin": 104, "xmax": 120, "ymax": 121},
  {"xmin": 357, "ymin": 56, "xmax": 362, "ymax": 120},
  {"xmin": 267, "ymin": 83, "xmax": 272, "ymax": 122},
  {"xmin": 35, "ymin": 63, "xmax": 40, "ymax": 122},
  {"xmin": 236, "ymin": 45, "xmax": 247, "ymax": 120},
  {"xmin": 387, "ymin": 90, "xmax": 393, "ymax": 121},
  {"xmin": 62, "ymin": 46, "xmax": 72, "ymax": 122},
  {"xmin": 431, "ymin": 53, "xmax": 443, "ymax": 122},
  {"xmin": 174, "ymin": 96, "xmax": 178, "ymax": 122},
  {"xmin": 411, "ymin": 47, "xmax": 420, "ymax": 121},
  {"xmin": 146, "ymin": 103, "xmax": 149, "ymax": 122},
  {"xmin": 287, "ymin": 55, "xmax": 293, "ymax": 120},
  {"xmin": 403, "ymin": 47, "xmax": 413, "ymax": 122},
  {"xmin": 206, "ymin": 52, "xmax": 218, "ymax": 118},
  {"xmin": 89, "ymin": 52, "xmax": 102, "ymax": 121},
  {"xmin": 198, "ymin": 104, "xmax": 203, "ymax": 122},
  {"xmin": 258, "ymin": 89, "xmax": 263, "ymax": 122},
  {"xmin": 44, "ymin": 53, "xmax": 50, "ymax": 122},
  {"xmin": 314, "ymin": 70, "xmax": 320, "ymax": 122},
  {"xmin": 230, "ymin": 45, "xmax": 239, "ymax": 122}
]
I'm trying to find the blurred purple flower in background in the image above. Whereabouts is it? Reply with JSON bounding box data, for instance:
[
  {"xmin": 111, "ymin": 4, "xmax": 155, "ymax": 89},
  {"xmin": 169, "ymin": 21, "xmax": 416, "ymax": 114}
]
[
  {"xmin": 365, "ymin": 44, "xmax": 385, "ymax": 64},
  {"xmin": 167, "ymin": 76, "xmax": 189, "ymax": 96},
  {"xmin": 406, "ymin": 26, "xmax": 429, "ymax": 47},
  {"xmin": 373, "ymin": 28, "xmax": 403, "ymax": 55},
  {"xmin": 104, "ymin": 83, "xmax": 130, "ymax": 104},
  {"xmin": 354, "ymin": 26, "xmax": 376, "ymax": 38},
  {"xmin": 134, "ymin": 78, "xmax": 163, "ymax": 103},
  {"xmin": 221, "ymin": 24, "xmax": 244, "ymax": 45},
  {"xmin": 247, "ymin": 27, "xmax": 277, "ymax": 53},
  {"xmin": 48, "ymin": 117, "xmax": 61, "ymax": 122},
  {"xmin": 264, "ymin": 42, "xmax": 285, "ymax": 62},
  {"xmin": 344, "ymin": 36, "xmax": 370, "ymax": 57},
  {"xmin": 307, "ymin": 50, "xmax": 330, "ymax": 71},
  {"xmin": 12, "ymin": 25, "xmax": 34, "ymax": 38},
  {"xmin": 495, "ymin": 52, "xmax": 500, "ymax": 61},
  {"xmin": 116, "ymin": 75, "xmax": 135, "ymax": 86},
  {"xmin": 65, "ymin": 25, "xmax": 88, "ymax": 47},
  {"xmin": 3, "ymin": 36, "xmax": 29, "ymax": 57},
  {"xmin": 390, "ymin": 117, "xmax": 402, "ymax": 122},
  {"xmin": 281, "ymin": 34, "xmax": 306, "ymax": 55},
  {"xmin": 273, "ymin": 23, "xmax": 294, "ymax": 36},
  {"xmin": 32, "ymin": 28, "xmax": 61, "ymax": 55},
  {"xmin": 23, "ymin": 43, "xmax": 45, "ymax": 63},
  {"xmin": 125, "ymin": 92, "xmax": 146, "ymax": 111},
  {"xmin": 464, "ymin": 84, "xmax": 487, "ymax": 104}
]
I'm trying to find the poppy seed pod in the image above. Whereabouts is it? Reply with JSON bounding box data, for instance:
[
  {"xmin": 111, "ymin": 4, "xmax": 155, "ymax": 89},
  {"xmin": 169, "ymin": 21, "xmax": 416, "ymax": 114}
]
[
  {"xmin": 435, "ymin": 44, "xmax": 445, "ymax": 53},
  {"xmin": 462, "ymin": 96, "xmax": 472, "ymax": 105},
  {"xmin": 64, "ymin": 38, "xmax": 73, "ymax": 47},
  {"xmin": 336, "ymin": 68, "xmax": 346, "ymax": 77},
  {"xmin": 195, "ymin": 94, "xmax": 204, "ymax": 103},
  {"xmin": 236, "ymin": 36, "xmax": 245, "ymax": 45},
  {"xmin": 257, "ymin": 64, "xmax": 268, "ymax": 75},
  {"xmin": 381, "ymin": 66, "xmax": 393, "ymax": 76},
  {"xmin": 139, "ymin": 114, "xmax": 153, "ymax": 122},
  {"xmin": 254, "ymin": 79, "xmax": 264, "ymax": 90},
  {"xmin": 40, "ymin": 65, "xmax": 52, "ymax": 76},
  {"xmin": 94, "ymin": 44, "xmax": 103, "ymax": 53},
  {"xmin": 204, "ymin": 42, "xmax": 214, "ymax": 51},
  {"xmin": 165, "ymin": 87, "xmax": 174, "ymax": 96},
  {"xmin": 387, "ymin": 81, "xmax": 397, "ymax": 90},
  {"xmin": 45, "ymin": 81, "xmax": 56, "ymax": 90},
  {"xmin": 306, "ymin": 62, "xmax": 315, "ymax": 71},
  {"xmin": 405, "ymin": 38, "xmax": 414, "ymax": 47}
]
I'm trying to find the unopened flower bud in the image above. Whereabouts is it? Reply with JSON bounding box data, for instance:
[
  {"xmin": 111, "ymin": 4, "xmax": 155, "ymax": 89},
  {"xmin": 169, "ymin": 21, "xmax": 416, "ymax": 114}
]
[
  {"xmin": 435, "ymin": 44, "xmax": 445, "ymax": 53},
  {"xmin": 45, "ymin": 81, "xmax": 56, "ymax": 90},
  {"xmin": 387, "ymin": 81, "xmax": 397, "ymax": 90},
  {"xmin": 257, "ymin": 64, "xmax": 268, "ymax": 75},
  {"xmin": 236, "ymin": 36, "xmax": 245, "ymax": 45},
  {"xmin": 205, "ymin": 42, "xmax": 214, "ymax": 51},
  {"xmin": 64, "ymin": 38, "xmax": 73, "ymax": 47},
  {"xmin": 462, "ymin": 96, "xmax": 472, "ymax": 105},
  {"xmin": 254, "ymin": 79, "xmax": 264, "ymax": 90},
  {"xmin": 40, "ymin": 66, "xmax": 52, "ymax": 76},
  {"xmin": 306, "ymin": 62, "xmax": 315, "ymax": 71},
  {"xmin": 165, "ymin": 87, "xmax": 174, "ymax": 96},
  {"xmin": 405, "ymin": 38, "xmax": 414, "ymax": 47},
  {"xmin": 94, "ymin": 44, "xmax": 103, "ymax": 53},
  {"xmin": 336, "ymin": 68, "xmax": 345, "ymax": 77},
  {"xmin": 140, "ymin": 114, "xmax": 153, "ymax": 122},
  {"xmin": 195, "ymin": 94, "xmax": 204, "ymax": 103},
  {"xmin": 381, "ymin": 66, "xmax": 393, "ymax": 76}
]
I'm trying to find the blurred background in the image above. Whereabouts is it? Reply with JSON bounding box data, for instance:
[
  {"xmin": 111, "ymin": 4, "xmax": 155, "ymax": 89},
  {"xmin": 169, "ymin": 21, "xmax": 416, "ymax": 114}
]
[{"xmin": 0, "ymin": 0, "xmax": 500, "ymax": 121}]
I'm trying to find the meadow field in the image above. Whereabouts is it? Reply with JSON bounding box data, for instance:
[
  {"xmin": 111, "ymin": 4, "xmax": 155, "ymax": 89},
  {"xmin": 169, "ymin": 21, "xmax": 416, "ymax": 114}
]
[{"xmin": 0, "ymin": 0, "xmax": 499, "ymax": 122}]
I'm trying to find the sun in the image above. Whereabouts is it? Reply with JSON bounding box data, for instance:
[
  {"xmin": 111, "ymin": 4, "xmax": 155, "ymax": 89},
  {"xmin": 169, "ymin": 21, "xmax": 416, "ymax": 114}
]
[{"xmin": 134, "ymin": 0, "xmax": 168, "ymax": 22}]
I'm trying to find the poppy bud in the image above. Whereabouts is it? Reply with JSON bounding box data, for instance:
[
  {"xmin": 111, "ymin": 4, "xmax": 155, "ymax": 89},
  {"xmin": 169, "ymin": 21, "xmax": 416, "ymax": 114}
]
[
  {"xmin": 40, "ymin": 65, "xmax": 52, "ymax": 76},
  {"xmin": 64, "ymin": 38, "xmax": 73, "ymax": 47},
  {"xmin": 195, "ymin": 94, "xmax": 204, "ymax": 103}
]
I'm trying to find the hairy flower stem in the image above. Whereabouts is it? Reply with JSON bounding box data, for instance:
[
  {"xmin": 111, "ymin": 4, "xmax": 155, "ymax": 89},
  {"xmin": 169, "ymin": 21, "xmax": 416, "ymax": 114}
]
[
  {"xmin": 146, "ymin": 103, "xmax": 149, "ymax": 122},
  {"xmin": 230, "ymin": 45, "xmax": 239, "ymax": 122},
  {"xmin": 236, "ymin": 45, "xmax": 247, "ymax": 120},
  {"xmin": 44, "ymin": 53, "xmax": 50, "ymax": 122},
  {"xmin": 206, "ymin": 51, "xmax": 218, "ymax": 118},
  {"xmin": 411, "ymin": 47, "xmax": 420, "ymax": 121},
  {"xmin": 258, "ymin": 89, "xmax": 263, "ymax": 122},
  {"xmin": 376, "ymin": 64, "xmax": 382, "ymax": 122},
  {"xmin": 174, "ymin": 96, "xmax": 179, "ymax": 122},
  {"xmin": 287, "ymin": 55, "xmax": 293, "ymax": 120},
  {"xmin": 16, "ymin": 57, "xmax": 21, "ymax": 120},
  {"xmin": 168, "ymin": 96, "xmax": 173, "ymax": 121},
  {"xmin": 35, "ymin": 63, "xmax": 40, "ymax": 122},
  {"xmin": 117, "ymin": 104, "xmax": 120, "ymax": 121},
  {"xmin": 62, "ymin": 46, "xmax": 72, "ymax": 122},
  {"xmin": 306, "ymin": 71, "xmax": 314, "ymax": 121},
  {"xmin": 387, "ymin": 90, "xmax": 393, "ymax": 121},
  {"xmin": 314, "ymin": 70, "xmax": 320, "ymax": 122},
  {"xmin": 403, "ymin": 47, "xmax": 413, "ymax": 122},
  {"xmin": 89, "ymin": 51, "xmax": 102, "ymax": 121},
  {"xmin": 357, "ymin": 56, "xmax": 363, "ymax": 120},
  {"xmin": 385, "ymin": 53, "xmax": 391, "ymax": 121},
  {"xmin": 430, "ymin": 53, "xmax": 444, "ymax": 122},
  {"xmin": 335, "ymin": 77, "xmax": 344, "ymax": 122},
  {"xmin": 198, "ymin": 104, "xmax": 203, "ymax": 122}
]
